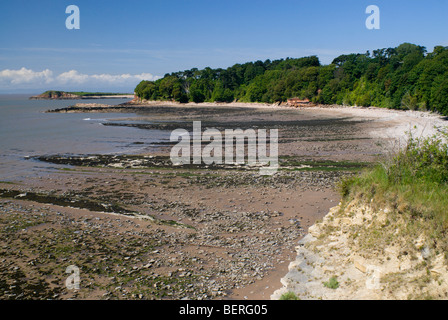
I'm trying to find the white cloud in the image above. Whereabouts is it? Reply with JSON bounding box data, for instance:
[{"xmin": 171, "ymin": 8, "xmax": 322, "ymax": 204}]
[
  {"xmin": 56, "ymin": 70, "xmax": 158, "ymax": 85},
  {"xmin": 0, "ymin": 67, "xmax": 53, "ymax": 85},
  {"xmin": 57, "ymin": 70, "xmax": 89, "ymax": 84},
  {"xmin": 0, "ymin": 67, "xmax": 159, "ymax": 92}
]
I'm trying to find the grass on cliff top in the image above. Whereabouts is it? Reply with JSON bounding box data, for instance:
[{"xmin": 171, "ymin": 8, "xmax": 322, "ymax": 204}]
[{"xmin": 339, "ymin": 130, "xmax": 448, "ymax": 242}]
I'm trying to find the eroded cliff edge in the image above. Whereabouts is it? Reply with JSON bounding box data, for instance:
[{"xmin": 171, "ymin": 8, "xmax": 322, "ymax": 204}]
[{"xmin": 271, "ymin": 199, "xmax": 448, "ymax": 300}]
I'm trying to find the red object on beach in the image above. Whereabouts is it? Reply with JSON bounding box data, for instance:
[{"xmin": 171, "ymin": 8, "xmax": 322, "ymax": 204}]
[{"xmin": 287, "ymin": 98, "xmax": 314, "ymax": 108}]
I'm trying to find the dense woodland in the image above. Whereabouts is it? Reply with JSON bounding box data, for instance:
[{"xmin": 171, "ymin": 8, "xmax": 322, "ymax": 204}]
[{"xmin": 134, "ymin": 43, "xmax": 448, "ymax": 115}]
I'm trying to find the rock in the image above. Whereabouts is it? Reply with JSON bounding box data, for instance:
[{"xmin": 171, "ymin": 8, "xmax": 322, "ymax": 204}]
[
  {"xmin": 307, "ymin": 224, "xmax": 321, "ymax": 238},
  {"xmin": 354, "ymin": 258, "xmax": 367, "ymax": 273},
  {"xmin": 430, "ymin": 254, "xmax": 447, "ymax": 276},
  {"xmin": 421, "ymin": 246, "xmax": 431, "ymax": 260}
]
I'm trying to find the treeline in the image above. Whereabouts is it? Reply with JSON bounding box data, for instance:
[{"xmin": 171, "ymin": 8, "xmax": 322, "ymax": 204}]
[{"xmin": 134, "ymin": 43, "xmax": 448, "ymax": 115}]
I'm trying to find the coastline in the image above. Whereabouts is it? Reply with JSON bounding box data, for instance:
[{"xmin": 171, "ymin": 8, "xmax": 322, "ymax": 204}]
[
  {"xmin": 50, "ymin": 99, "xmax": 448, "ymax": 143},
  {"xmin": 269, "ymin": 105, "xmax": 448, "ymax": 300},
  {"xmin": 1, "ymin": 99, "xmax": 447, "ymax": 300},
  {"xmin": 30, "ymin": 94, "xmax": 134, "ymax": 100}
]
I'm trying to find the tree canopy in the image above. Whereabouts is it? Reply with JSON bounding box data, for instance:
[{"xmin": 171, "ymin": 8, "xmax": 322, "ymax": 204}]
[{"xmin": 134, "ymin": 43, "xmax": 448, "ymax": 115}]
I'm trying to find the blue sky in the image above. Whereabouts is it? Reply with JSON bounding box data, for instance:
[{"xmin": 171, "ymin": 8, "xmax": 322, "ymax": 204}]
[{"xmin": 1, "ymin": 0, "xmax": 447, "ymax": 93}]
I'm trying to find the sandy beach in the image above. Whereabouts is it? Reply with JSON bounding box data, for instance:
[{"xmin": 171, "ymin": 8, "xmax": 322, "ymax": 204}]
[
  {"xmin": 52, "ymin": 99, "xmax": 448, "ymax": 142},
  {"xmin": 1, "ymin": 101, "xmax": 447, "ymax": 300}
]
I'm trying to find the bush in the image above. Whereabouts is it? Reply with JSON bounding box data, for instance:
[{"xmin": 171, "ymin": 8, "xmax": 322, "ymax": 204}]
[
  {"xmin": 388, "ymin": 132, "xmax": 448, "ymax": 185},
  {"xmin": 323, "ymin": 276, "xmax": 339, "ymax": 289},
  {"xmin": 340, "ymin": 130, "xmax": 448, "ymax": 235},
  {"xmin": 279, "ymin": 291, "xmax": 300, "ymax": 300},
  {"xmin": 401, "ymin": 91, "xmax": 418, "ymax": 110}
]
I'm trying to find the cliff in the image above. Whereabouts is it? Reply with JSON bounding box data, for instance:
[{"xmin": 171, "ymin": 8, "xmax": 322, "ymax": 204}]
[
  {"xmin": 271, "ymin": 200, "xmax": 448, "ymax": 300},
  {"xmin": 271, "ymin": 129, "xmax": 448, "ymax": 300}
]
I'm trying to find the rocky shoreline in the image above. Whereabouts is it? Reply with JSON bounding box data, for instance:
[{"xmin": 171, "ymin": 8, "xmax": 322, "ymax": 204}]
[
  {"xmin": 3, "ymin": 102, "xmax": 444, "ymax": 300},
  {"xmin": 270, "ymin": 107, "xmax": 448, "ymax": 300},
  {"xmin": 45, "ymin": 100, "xmax": 340, "ymax": 113},
  {"xmin": 30, "ymin": 92, "xmax": 134, "ymax": 100},
  {"xmin": 0, "ymin": 158, "xmax": 345, "ymax": 300}
]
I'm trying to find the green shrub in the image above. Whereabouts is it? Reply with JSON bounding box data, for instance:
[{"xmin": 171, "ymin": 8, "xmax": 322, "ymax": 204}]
[
  {"xmin": 279, "ymin": 291, "xmax": 300, "ymax": 300},
  {"xmin": 340, "ymin": 130, "xmax": 448, "ymax": 242},
  {"xmin": 388, "ymin": 132, "xmax": 448, "ymax": 185},
  {"xmin": 323, "ymin": 276, "xmax": 339, "ymax": 289}
]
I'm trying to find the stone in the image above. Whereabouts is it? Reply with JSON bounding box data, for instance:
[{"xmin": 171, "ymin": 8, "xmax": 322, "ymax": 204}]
[
  {"xmin": 308, "ymin": 224, "xmax": 321, "ymax": 238},
  {"xmin": 430, "ymin": 254, "xmax": 447, "ymax": 276},
  {"xmin": 421, "ymin": 246, "xmax": 431, "ymax": 260},
  {"xmin": 354, "ymin": 258, "xmax": 367, "ymax": 273}
]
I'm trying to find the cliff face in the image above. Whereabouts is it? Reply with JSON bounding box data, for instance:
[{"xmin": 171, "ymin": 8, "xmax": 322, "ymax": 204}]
[{"xmin": 271, "ymin": 200, "xmax": 448, "ymax": 300}]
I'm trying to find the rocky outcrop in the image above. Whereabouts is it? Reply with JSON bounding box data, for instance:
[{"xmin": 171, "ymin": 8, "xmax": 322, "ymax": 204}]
[
  {"xmin": 29, "ymin": 91, "xmax": 134, "ymax": 100},
  {"xmin": 30, "ymin": 91, "xmax": 81, "ymax": 100},
  {"xmin": 271, "ymin": 201, "xmax": 448, "ymax": 300}
]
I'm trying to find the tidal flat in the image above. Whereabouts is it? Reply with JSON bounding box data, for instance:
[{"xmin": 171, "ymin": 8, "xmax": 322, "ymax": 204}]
[{"xmin": 0, "ymin": 103, "xmax": 411, "ymax": 300}]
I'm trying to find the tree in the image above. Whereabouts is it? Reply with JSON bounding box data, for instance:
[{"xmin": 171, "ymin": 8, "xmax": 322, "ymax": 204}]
[
  {"xmin": 430, "ymin": 78, "xmax": 448, "ymax": 114},
  {"xmin": 133, "ymin": 43, "xmax": 448, "ymax": 116},
  {"xmin": 190, "ymin": 88, "xmax": 205, "ymax": 103},
  {"xmin": 401, "ymin": 91, "xmax": 418, "ymax": 110}
]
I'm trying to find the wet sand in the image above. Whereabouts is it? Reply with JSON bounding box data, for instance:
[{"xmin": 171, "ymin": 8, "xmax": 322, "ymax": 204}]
[{"xmin": 1, "ymin": 103, "xmax": 445, "ymax": 300}]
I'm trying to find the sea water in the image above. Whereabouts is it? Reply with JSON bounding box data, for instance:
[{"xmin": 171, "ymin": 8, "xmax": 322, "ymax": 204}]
[{"xmin": 0, "ymin": 94, "xmax": 168, "ymax": 181}]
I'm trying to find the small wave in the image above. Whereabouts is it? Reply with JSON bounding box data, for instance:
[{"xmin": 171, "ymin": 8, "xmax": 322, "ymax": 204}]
[{"xmin": 83, "ymin": 118, "xmax": 108, "ymax": 122}]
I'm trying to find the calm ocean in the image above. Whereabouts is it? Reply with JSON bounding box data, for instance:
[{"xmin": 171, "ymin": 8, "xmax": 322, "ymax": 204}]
[{"xmin": 0, "ymin": 94, "xmax": 168, "ymax": 181}]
